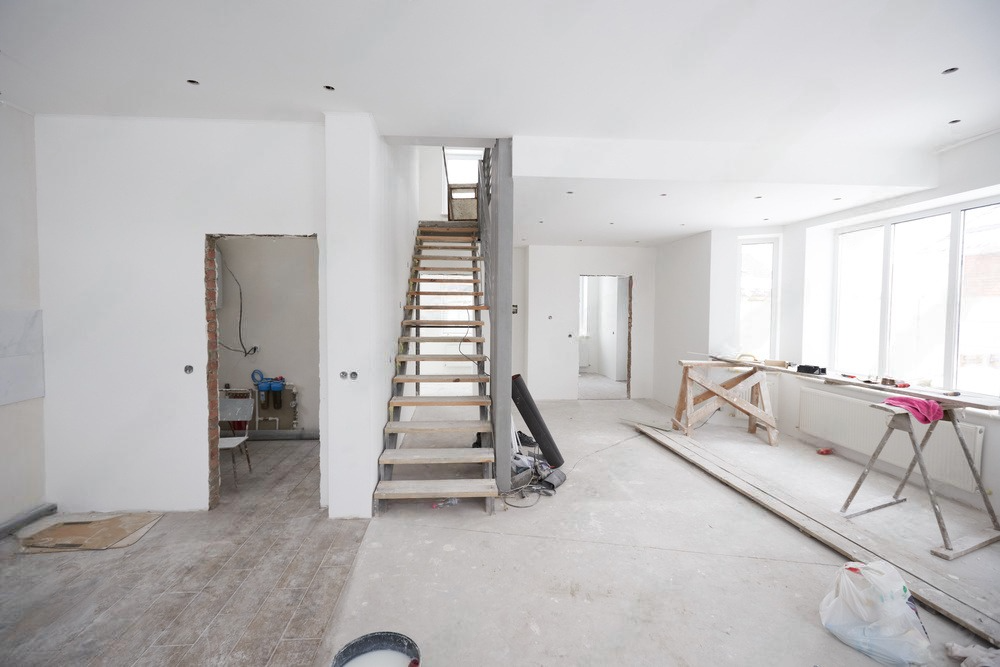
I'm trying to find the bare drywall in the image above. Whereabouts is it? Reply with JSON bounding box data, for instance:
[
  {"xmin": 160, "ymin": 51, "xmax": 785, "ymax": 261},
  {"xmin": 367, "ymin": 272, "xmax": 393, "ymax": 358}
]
[
  {"xmin": 322, "ymin": 112, "xmax": 419, "ymax": 518},
  {"xmin": 216, "ymin": 236, "xmax": 320, "ymax": 431},
  {"xmin": 512, "ymin": 247, "xmax": 527, "ymax": 376},
  {"xmin": 653, "ymin": 232, "xmax": 712, "ymax": 406},
  {"xmin": 0, "ymin": 104, "xmax": 45, "ymax": 526},
  {"xmin": 525, "ymin": 246, "xmax": 655, "ymax": 399},
  {"xmin": 35, "ymin": 116, "xmax": 325, "ymax": 512},
  {"xmin": 596, "ymin": 276, "xmax": 619, "ymax": 379},
  {"xmin": 417, "ymin": 146, "xmax": 447, "ymax": 221}
]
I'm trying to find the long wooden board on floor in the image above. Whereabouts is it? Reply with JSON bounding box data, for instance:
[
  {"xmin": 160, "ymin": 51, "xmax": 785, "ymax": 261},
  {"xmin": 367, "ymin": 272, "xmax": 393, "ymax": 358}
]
[{"xmin": 633, "ymin": 423, "xmax": 1000, "ymax": 646}]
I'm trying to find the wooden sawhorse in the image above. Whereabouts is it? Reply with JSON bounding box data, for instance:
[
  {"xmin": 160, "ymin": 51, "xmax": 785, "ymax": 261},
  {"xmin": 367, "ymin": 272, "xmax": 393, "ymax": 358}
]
[
  {"xmin": 840, "ymin": 403, "xmax": 1000, "ymax": 560},
  {"xmin": 672, "ymin": 360, "xmax": 778, "ymax": 445}
]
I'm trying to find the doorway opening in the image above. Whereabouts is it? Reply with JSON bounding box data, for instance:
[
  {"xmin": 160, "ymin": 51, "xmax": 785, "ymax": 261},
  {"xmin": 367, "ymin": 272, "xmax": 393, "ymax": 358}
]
[
  {"xmin": 578, "ymin": 274, "xmax": 633, "ymax": 400},
  {"xmin": 205, "ymin": 234, "xmax": 321, "ymax": 508}
]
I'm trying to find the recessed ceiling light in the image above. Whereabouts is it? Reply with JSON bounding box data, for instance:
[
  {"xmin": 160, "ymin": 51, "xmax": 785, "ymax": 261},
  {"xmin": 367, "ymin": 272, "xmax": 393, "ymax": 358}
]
[
  {"xmin": 942, "ymin": 67, "xmax": 959, "ymax": 75},
  {"xmin": 833, "ymin": 197, "xmax": 842, "ymax": 201},
  {"xmin": 566, "ymin": 191, "xmax": 574, "ymax": 195},
  {"xmin": 578, "ymin": 239, "xmax": 583, "ymax": 242},
  {"xmin": 949, "ymin": 119, "xmax": 961, "ymax": 124},
  {"xmin": 323, "ymin": 85, "xmax": 336, "ymax": 91},
  {"xmin": 680, "ymin": 224, "xmax": 686, "ymax": 227},
  {"xmin": 538, "ymin": 220, "xmax": 544, "ymax": 224},
  {"xmin": 754, "ymin": 196, "xmax": 763, "ymax": 199},
  {"xmin": 186, "ymin": 79, "xmax": 200, "ymax": 85},
  {"xmin": 609, "ymin": 222, "xmax": 614, "ymax": 225},
  {"xmin": 764, "ymin": 218, "xmax": 770, "ymax": 221},
  {"xmin": 659, "ymin": 193, "xmax": 667, "ymax": 197},
  {"xmin": 634, "ymin": 241, "xmax": 640, "ymax": 243}
]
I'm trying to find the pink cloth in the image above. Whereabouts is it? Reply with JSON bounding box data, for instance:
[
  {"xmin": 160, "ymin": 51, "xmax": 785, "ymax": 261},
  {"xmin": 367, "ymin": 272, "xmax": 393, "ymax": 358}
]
[{"xmin": 884, "ymin": 396, "xmax": 944, "ymax": 424}]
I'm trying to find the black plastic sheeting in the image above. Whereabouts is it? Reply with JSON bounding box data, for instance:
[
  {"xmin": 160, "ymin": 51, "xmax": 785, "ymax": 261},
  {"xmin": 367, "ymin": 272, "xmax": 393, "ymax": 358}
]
[{"xmin": 511, "ymin": 374, "xmax": 565, "ymax": 468}]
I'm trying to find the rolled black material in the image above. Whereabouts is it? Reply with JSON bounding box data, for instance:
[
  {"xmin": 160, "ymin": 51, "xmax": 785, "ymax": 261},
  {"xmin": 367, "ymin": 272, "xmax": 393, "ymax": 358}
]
[{"xmin": 511, "ymin": 374, "xmax": 565, "ymax": 468}]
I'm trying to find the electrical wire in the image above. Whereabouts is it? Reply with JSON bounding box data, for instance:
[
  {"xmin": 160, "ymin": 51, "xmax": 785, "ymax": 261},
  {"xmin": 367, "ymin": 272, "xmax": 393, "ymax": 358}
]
[{"xmin": 220, "ymin": 261, "xmax": 258, "ymax": 357}]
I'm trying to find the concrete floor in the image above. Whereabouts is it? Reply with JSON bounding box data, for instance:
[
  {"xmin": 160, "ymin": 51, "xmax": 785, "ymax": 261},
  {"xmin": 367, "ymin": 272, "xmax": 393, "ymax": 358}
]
[
  {"xmin": 1, "ymin": 401, "xmax": 992, "ymax": 666},
  {"xmin": 318, "ymin": 399, "xmax": 986, "ymax": 666},
  {"xmin": 578, "ymin": 371, "xmax": 627, "ymax": 400}
]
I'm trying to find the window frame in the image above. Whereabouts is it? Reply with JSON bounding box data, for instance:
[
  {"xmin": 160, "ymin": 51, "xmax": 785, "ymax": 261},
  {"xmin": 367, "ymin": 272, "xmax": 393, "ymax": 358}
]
[{"xmin": 830, "ymin": 194, "xmax": 1000, "ymax": 390}]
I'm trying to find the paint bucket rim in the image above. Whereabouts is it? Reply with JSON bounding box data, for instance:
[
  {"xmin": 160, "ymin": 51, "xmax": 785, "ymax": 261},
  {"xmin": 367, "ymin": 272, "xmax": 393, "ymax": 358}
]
[{"xmin": 330, "ymin": 631, "xmax": 420, "ymax": 666}]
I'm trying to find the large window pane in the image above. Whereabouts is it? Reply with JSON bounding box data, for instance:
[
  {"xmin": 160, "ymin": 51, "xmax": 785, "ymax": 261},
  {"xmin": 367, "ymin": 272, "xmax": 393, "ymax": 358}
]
[
  {"xmin": 886, "ymin": 215, "xmax": 950, "ymax": 386},
  {"xmin": 739, "ymin": 242, "xmax": 774, "ymax": 360},
  {"xmin": 957, "ymin": 203, "xmax": 1000, "ymax": 394},
  {"xmin": 835, "ymin": 227, "xmax": 883, "ymax": 375}
]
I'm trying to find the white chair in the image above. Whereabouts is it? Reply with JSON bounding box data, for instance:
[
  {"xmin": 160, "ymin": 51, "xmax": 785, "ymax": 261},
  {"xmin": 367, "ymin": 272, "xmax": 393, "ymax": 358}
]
[{"xmin": 219, "ymin": 390, "xmax": 255, "ymax": 486}]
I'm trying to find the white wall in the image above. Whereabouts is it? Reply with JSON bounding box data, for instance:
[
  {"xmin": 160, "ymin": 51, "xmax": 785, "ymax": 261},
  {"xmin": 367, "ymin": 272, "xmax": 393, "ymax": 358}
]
[
  {"xmin": 216, "ymin": 236, "xmax": 320, "ymax": 431},
  {"xmin": 616, "ymin": 276, "xmax": 629, "ymax": 382},
  {"xmin": 652, "ymin": 232, "xmax": 712, "ymax": 406},
  {"xmin": 417, "ymin": 146, "xmax": 447, "ymax": 222},
  {"xmin": 322, "ymin": 113, "xmax": 419, "ymax": 518},
  {"xmin": 595, "ymin": 276, "xmax": 619, "ymax": 379},
  {"xmin": 524, "ymin": 246, "xmax": 655, "ymax": 399},
  {"xmin": 0, "ymin": 104, "xmax": 46, "ymax": 525},
  {"xmin": 577, "ymin": 275, "xmax": 601, "ymax": 371},
  {"xmin": 512, "ymin": 247, "xmax": 527, "ymax": 376},
  {"xmin": 35, "ymin": 116, "xmax": 325, "ymax": 512}
]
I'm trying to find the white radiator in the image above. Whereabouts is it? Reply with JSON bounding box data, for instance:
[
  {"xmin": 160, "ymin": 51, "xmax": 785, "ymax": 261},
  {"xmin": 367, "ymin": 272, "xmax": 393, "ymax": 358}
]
[{"xmin": 798, "ymin": 388, "xmax": 984, "ymax": 493}]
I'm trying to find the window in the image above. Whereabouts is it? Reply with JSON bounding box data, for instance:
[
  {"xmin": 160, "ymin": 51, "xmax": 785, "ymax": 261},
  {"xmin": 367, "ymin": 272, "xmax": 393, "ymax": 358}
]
[
  {"xmin": 739, "ymin": 240, "xmax": 778, "ymax": 360},
  {"xmin": 957, "ymin": 203, "xmax": 1000, "ymax": 395},
  {"xmin": 834, "ymin": 227, "xmax": 883, "ymax": 376},
  {"xmin": 833, "ymin": 198, "xmax": 1000, "ymax": 392},
  {"xmin": 887, "ymin": 215, "xmax": 950, "ymax": 387}
]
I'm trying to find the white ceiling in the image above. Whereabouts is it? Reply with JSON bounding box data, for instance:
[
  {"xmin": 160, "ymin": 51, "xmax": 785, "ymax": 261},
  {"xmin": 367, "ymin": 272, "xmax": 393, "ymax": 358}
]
[{"xmin": 3, "ymin": 0, "xmax": 998, "ymax": 245}]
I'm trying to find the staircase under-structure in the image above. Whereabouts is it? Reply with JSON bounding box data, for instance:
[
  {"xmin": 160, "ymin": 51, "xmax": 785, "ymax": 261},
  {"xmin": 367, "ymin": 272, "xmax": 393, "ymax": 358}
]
[{"xmin": 374, "ymin": 221, "xmax": 498, "ymax": 513}]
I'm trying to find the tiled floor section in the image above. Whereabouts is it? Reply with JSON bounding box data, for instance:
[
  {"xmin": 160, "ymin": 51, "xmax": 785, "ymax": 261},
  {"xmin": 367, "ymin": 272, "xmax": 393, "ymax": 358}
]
[{"xmin": 0, "ymin": 441, "xmax": 367, "ymax": 667}]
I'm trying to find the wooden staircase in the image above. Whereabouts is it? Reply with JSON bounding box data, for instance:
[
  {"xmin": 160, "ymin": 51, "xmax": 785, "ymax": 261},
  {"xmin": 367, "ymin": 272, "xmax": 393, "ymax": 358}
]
[{"xmin": 375, "ymin": 222, "xmax": 498, "ymax": 513}]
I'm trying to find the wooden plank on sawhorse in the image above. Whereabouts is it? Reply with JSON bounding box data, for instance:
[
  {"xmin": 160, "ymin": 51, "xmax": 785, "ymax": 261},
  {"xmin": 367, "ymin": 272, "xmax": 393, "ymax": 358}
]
[
  {"xmin": 672, "ymin": 360, "xmax": 778, "ymax": 445},
  {"xmin": 840, "ymin": 403, "xmax": 1000, "ymax": 560}
]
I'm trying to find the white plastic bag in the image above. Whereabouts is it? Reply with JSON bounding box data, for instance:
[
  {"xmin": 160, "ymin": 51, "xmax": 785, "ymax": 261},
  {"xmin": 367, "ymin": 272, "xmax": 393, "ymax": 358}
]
[{"xmin": 819, "ymin": 560, "xmax": 931, "ymax": 666}]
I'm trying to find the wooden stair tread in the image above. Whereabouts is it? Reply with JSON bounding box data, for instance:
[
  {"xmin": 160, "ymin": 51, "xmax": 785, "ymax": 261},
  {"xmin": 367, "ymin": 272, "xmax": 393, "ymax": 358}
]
[
  {"xmin": 385, "ymin": 420, "xmax": 491, "ymax": 434},
  {"xmin": 404, "ymin": 305, "xmax": 487, "ymax": 311},
  {"xmin": 414, "ymin": 267, "xmax": 480, "ymax": 273},
  {"xmin": 374, "ymin": 479, "xmax": 498, "ymax": 499},
  {"xmin": 399, "ymin": 335, "xmax": 484, "ymax": 343},
  {"xmin": 410, "ymin": 278, "xmax": 481, "ymax": 284},
  {"xmin": 389, "ymin": 395, "xmax": 491, "ymax": 407},
  {"xmin": 380, "ymin": 448, "xmax": 495, "ymax": 465},
  {"xmin": 417, "ymin": 235, "xmax": 477, "ymax": 241},
  {"xmin": 398, "ymin": 354, "xmax": 486, "ymax": 362},
  {"xmin": 402, "ymin": 320, "xmax": 484, "ymax": 327},
  {"xmin": 408, "ymin": 291, "xmax": 484, "ymax": 297},
  {"xmin": 414, "ymin": 255, "xmax": 483, "ymax": 261},
  {"xmin": 417, "ymin": 244, "xmax": 478, "ymax": 250},
  {"xmin": 394, "ymin": 374, "xmax": 489, "ymax": 383},
  {"xmin": 419, "ymin": 225, "xmax": 478, "ymax": 232}
]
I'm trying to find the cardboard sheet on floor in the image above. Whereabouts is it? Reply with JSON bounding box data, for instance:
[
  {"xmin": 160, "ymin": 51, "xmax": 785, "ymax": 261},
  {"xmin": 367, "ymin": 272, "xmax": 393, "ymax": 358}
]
[{"xmin": 19, "ymin": 513, "xmax": 162, "ymax": 553}]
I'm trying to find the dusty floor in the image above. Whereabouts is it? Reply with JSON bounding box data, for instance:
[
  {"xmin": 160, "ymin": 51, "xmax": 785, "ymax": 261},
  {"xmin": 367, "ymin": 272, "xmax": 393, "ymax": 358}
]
[
  {"xmin": 0, "ymin": 441, "xmax": 366, "ymax": 666},
  {"xmin": 1, "ymin": 400, "xmax": 994, "ymax": 666},
  {"xmin": 578, "ymin": 371, "xmax": 628, "ymax": 400},
  {"xmin": 319, "ymin": 399, "xmax": 989, "ymax": 666}
]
